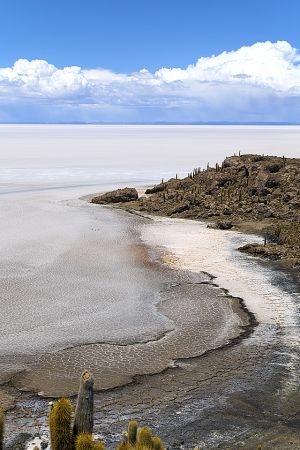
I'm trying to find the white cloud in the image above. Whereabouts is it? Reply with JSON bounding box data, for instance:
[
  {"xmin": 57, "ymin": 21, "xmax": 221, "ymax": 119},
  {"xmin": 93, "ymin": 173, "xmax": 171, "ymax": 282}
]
[{"xmin": 1, "ymin": 41, "xmax": 300, "ymax": 121}]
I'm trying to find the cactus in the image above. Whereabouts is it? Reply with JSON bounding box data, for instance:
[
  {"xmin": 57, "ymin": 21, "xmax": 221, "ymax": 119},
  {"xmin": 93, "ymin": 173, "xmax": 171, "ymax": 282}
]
[
  {"xmin": 73, "ymin": 371, "xmax": 94, "ymax": 440},
  {"xmin": 94, "ymin": 442, "xmax": 105, "ymax": 450},
  {"xmin": 75, "ymin": 432, "xmax": 105, "ymax": 450},
  {"xmin": 75, "ymin": 433, "xmax": 94, "ymax": 450},
  {"xmin": 116, "ymin": 441, "xmax": 128, "ymax": 450},
  {"xmin": 152, "ymin": 437, "xmax": 164, "ymax": 450},
  {"xmin": 136, "ymin": 427, "xmax": 153, "ymax": 450},
  {"xmin": 127, "ymin": 420, "xmax": 138, "ymax": 446},
  {"xmin": 49, "ymin": 398, "xmax": 73, "ymax": 450},
  {"xmin": 0, "ymin": 408, "xmax": 4, "ymax": 450}
]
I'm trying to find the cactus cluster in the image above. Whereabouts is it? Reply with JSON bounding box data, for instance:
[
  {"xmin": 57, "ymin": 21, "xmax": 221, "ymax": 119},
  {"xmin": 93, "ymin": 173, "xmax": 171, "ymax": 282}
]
[
  {"xmin": 0, "ymin": 371, "xmax": 265, "ymax": 450},
  {"xmin": 75, "ymin": 432, "xmax": 104, "ymax": 450},
  {"xmin": 116, "ymin": 421, "xmax": 164, "ymax": 450}
]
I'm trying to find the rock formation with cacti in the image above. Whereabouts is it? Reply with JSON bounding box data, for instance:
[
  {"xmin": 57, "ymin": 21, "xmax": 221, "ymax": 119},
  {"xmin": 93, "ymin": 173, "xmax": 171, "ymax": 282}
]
[{"xmin": 91, "ymin": 154, "xmax": 300, "ymax": 267}]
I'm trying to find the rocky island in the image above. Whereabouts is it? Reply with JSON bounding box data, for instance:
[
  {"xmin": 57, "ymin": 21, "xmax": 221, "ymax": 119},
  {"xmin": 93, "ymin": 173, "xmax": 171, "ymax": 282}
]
[{"xmin": 92, "ymin": 154, "xmax": 300, "ymax": 268}]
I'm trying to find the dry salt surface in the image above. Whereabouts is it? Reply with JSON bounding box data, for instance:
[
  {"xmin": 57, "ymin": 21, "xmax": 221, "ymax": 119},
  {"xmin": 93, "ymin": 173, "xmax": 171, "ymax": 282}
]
[
  {"xmin": 140, "ymin": 215, "xmax": 300, "ymax": 393},
  {"xmin": 0, "ymin": 124, "xmax": 299, "ymax": 448},
  {"xmin": 0, "ymin": 183, "xmax": 250, "ymax": 396},
  {"xmin": 141, "ymin": 216, "xmax": 299, "ymax": 329}
]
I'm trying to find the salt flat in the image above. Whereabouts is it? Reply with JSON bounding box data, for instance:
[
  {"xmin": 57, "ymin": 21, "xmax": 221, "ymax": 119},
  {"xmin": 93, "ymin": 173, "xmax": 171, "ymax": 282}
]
[
  {"xmin": 0, "ymin": 125, "xmax": 298, "ymax": 384},
  {"xmin": 1, "ymin": 125, "xmax": 299, "ymax": 447}
]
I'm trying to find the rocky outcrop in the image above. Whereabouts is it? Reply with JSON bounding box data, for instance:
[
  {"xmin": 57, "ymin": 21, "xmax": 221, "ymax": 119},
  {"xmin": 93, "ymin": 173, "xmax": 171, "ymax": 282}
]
[
  {"xmin": 91, "ymin": 188, "xmax": 138, "ymax": 204},
  {"xmin": 114, "ymin": 154, "xmax": 300, "ymax": 267},
  {"xmin": 128, "ymin": 154, "xmax": 300, "ymax": 222}
]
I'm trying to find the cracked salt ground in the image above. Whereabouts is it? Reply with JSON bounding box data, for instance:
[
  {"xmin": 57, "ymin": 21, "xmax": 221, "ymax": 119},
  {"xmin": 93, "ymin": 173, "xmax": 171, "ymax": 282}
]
[
  {"xmin": 141, "ymin": 215, "xmax": 300, "ymax": 395},
  {"xmin": 0, "ymin": 189, "xmax": 249, "ymax": 396},
  {"xmin": 141, "ymin": 216, "xmax": 299, "ymax": 329},
  {"xmin": 1, "ymin": 125, "xmax": 300, "ymax": 448},
  {"xmin": 11, "ymin": 270, "xmax": 248, "ymax": 396}
]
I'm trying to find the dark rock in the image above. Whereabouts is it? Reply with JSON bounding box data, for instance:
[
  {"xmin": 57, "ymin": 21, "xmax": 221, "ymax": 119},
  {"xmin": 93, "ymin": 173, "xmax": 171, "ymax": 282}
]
[
  {"xmin": 266, "ymin": 163, "xmax": 282, "ymax": 173},
  {"xmin": 5, "ymin": 433, "xmax": 33, "ymax": 450},
  {"xmin": 253, "ymin": 155, "xmax": 265, "ymax": 162},
  {"xmin": 259, "ymin": 187, "xmax": 272, "ymax": 197},
  {"xmin": 249, "ymin": 187, "xmax": 258, "ymax": 196},
  {"xmin": 239, "ymin": 243, "xmax": 283, "ymax": 260},
  {"xmin": 223, "ymin": 206, "xmax": 232, "ymax": 216},
  {"xmin": 171, "ymin": 203, "xmax": 190, "ymax": 214},
  {"xmin": 145, "ymin": 184, "xmax": 165, "ymax": 194},
  {"xmin": 283, "ymin": 193, "xmax": 292, "ymax": 202},
  {"xmin": 265, "ymin": 179, "xmax": 280, "ymax": 188},
  {"xmin": 91, "ymin": 188, "xmax": 138, "ymax": 204},
  {"xmin": 218, "ymin": 176, "xmax": 236, "ymax": 188},
  {"xmin": 216, "ymin": 221, "xmax": 233, "ymax": 230}
]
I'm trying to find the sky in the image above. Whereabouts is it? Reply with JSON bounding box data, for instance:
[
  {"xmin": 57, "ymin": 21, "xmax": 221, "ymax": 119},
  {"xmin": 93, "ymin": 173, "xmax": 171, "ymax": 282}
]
[{"xmin": 1, "ymin": 0, "xmax": 300, "ymax": 123}]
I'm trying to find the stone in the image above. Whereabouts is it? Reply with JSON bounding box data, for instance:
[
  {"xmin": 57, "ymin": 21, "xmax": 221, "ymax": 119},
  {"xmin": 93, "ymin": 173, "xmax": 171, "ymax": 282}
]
[
  {"xmin": 5, "ymin": 433, "xmax": 33, "ymax": 450},
  {"xmin": 91, "ymin": 188, "xmax": 138, "ymax": 204},
  {"xmin": 172, "ymin": 203, "xmax": 190, "ymax": 214},
  {"xmin": 216, "ymin": 221, "xmax": 233, "ymax": 230}
]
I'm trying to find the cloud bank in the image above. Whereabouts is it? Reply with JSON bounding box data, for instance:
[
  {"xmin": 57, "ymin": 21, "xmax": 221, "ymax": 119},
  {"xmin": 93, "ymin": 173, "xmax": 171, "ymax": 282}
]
[{"xmin": 1, "ymin": 41, "xmax": 300, "ymax": 122}]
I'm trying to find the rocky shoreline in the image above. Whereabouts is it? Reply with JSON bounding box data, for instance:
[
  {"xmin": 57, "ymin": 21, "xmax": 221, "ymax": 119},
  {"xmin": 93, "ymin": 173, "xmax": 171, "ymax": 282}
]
[{"xmin": 91, "ymin": 154, "xmax": 300, "ymax": 268}]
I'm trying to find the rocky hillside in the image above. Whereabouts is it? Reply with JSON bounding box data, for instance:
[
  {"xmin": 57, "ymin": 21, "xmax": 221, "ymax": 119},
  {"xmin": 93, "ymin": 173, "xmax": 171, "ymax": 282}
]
[{"xmin": 92, "ymin": 154, "xmax": 300, "ymax": 267}]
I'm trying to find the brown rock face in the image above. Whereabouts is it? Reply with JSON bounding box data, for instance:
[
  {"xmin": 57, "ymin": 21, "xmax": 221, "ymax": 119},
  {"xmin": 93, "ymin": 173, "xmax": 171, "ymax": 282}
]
[{"xmin": 91, "ymin": 187, "xmax": 138, "ymax": 204}]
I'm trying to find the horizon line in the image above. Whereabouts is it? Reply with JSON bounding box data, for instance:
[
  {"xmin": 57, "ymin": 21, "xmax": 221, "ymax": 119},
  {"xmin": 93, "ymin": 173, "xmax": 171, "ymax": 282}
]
[{"xmin": 0, "ymin": 121, "xmax": 299, "ymax": 126}]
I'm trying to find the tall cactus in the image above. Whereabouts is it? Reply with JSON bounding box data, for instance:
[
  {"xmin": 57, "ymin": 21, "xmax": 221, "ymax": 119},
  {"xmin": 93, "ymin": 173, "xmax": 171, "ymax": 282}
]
[
  {"xmin": 49, "ymin": 398, "xmax": 73, "ymax": 450},
  {"xmin": 0, "ymin": 408, "xmax": 4, "ymax": 450},
  {"xmin": 127, "ymin": 420, "xmax": 137, "ymax": 447},
  {"xmin": 73, "ymin": 371, "xmax": 94, "ymax": 440}
]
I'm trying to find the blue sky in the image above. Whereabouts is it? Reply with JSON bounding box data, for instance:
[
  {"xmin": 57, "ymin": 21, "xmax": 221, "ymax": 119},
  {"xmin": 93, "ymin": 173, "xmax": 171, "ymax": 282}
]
[{"xmin": 1, "ymin": 0, "xmax": 300, "ymax": 122}]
